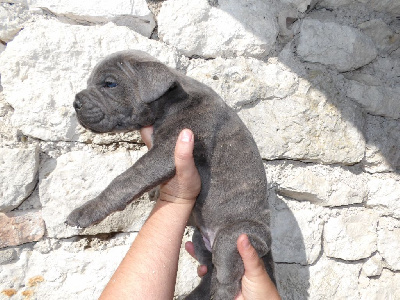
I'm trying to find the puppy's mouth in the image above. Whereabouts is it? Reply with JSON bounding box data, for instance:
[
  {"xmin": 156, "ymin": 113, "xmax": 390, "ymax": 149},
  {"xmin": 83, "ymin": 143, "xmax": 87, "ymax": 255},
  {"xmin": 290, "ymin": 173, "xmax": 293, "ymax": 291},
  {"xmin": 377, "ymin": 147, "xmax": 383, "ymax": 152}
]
[{"xmin": 73, "ymin": 95, "xmax": 109, "ymax": 132}]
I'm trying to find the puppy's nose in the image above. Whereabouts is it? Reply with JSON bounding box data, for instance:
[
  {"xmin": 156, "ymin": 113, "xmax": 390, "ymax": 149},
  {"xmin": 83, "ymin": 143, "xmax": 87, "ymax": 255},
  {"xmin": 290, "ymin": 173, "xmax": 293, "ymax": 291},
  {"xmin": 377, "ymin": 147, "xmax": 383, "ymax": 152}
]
[{"xmin": 73, "ymin": 98, "xmax": 83, "ymax": 110}]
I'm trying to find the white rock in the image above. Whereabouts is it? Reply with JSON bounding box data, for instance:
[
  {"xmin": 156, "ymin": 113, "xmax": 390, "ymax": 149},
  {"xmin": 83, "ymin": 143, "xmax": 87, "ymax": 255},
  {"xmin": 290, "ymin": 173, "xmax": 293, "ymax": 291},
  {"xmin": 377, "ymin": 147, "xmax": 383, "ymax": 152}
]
[
  {"xmin": 323, "ymin": 211, "xmax": 378, "ymax": 260},
  {"xmin": 368, "ymin": 0, "xmax": 400, "ymax": 15},
  {"xmin": 239, "ymin": 87, "xmax": 365, "ymax": 164},
  {"xmin": 309, "ymin": 256, "xmax": 361, "ymax": 299},
  {"xmin": 39, "ymin": 148, "xmax": 154, "ymax": 238},
  {"xmin": 367, "ymin": 173, "xmax": 400, "ymax": 218},
  {"xmin": 359, "ymin": 269, "xmax": 400, "ymax": 300},
  {"xmin": 266, "ymin": 161, "xmax": 367, "ymax": 206},
  {"xmin": 28, "ymin": 0, "xmax": 155, "ymax": 37},
  {"xmin": 187, "ymin": 57, "xmax": 299, "ymax": 109},
  {"xmin": 377, "ymin": 217, "xmax": 400, "ymax": 271},
  {"xmin": 270, "ymin": 193, "xmax": 324, "ymax": 265},
  {"xmin": 362, "ymin": 253, "xmax": 383, "ymax": 277},
  {"xmin": 0, "ymin": 3, "xmax": 28, "ymax": 43},
  {"xmin": 280, "ymin": 0, "xmax": 312, "ymax": 12},
  {"xmin": 0, "ymin": 146, "xmax": 39, "ymax": 212},
  {"xmin": 364, "ymin": 115, "xmax": 400, "ymax": 173},
  {"xmin": 158, "ymin": 0, "xmax": 278, "ymax": 58},
  {"xmin": 359, "ymin": 19, "xmax": 400, "ymax": 54},
  {"xmin": 0, "ymin": 19, "xmax": 183, "ymax": 142},
  {"xmin": 297, "ymin": 19, "xmax": 377, "ymax": 72},
  {"xmin": 346, "ymin": 79, "xmax": 400, "ymax": 119}
]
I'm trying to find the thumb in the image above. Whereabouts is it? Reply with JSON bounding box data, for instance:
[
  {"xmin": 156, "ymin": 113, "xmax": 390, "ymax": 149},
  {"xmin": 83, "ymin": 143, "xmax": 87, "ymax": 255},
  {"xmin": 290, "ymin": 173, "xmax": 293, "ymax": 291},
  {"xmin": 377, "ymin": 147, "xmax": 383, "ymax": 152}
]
[
  {"xmin": 237, "ymin": 234, "xmax": 267, "ymax": 279},
  {"xmin": 174, "ymin": 129, "xmax": 196, "ymax": 176}
]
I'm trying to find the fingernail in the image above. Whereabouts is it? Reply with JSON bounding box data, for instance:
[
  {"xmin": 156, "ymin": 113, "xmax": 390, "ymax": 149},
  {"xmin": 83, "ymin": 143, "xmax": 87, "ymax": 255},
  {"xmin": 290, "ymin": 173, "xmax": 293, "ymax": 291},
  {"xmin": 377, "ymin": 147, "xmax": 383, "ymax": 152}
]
[
  {"xmin": 180, "ymin": 129, "xmax": 192, "ymax": 142},
  {"xmin": 242, "ymin": 235, "xmax": 251, "ymax": 249}
]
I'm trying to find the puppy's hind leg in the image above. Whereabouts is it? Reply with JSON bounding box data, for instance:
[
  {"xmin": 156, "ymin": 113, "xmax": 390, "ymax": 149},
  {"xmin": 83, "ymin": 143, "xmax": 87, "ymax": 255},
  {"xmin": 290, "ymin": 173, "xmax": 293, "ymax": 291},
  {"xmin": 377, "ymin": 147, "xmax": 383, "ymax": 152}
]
[
  {"xmin": 210, "ymin": 221, "xmax": 273, "ymax": 300},
  {"xmin": 185, "ymin": 228, "xmax": 213, "ymax": 300}
]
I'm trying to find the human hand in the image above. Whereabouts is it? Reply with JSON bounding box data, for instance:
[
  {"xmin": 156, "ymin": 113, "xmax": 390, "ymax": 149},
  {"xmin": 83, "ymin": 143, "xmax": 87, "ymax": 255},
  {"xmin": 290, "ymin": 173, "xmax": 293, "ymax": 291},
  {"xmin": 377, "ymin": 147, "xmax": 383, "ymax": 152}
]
[
  {"xmin": 140, "ymin": 126, "xmax": 201, "ymax": 204},
  {"xmin": 185, "ymin": 234, "xmax": 281, "ymax": 300}
]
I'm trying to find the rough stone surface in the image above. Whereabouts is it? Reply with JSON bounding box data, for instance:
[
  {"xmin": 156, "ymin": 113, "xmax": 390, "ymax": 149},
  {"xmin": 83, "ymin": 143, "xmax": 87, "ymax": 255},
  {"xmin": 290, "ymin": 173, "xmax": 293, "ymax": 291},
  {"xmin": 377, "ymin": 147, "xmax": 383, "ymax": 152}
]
[
  {"xmin": 0, "ymin": 3, "xmax": 32, "ymax": 43},
  {"xmin": 319, "ymin": 0, "xmax": 400, "ymax": 15},
  {"xmin": 0, "ymin": 147, "xmax": 39, "ymax": 212},
  {"xmin": 0, "ymin": 19, "xmax": 183, "ymax": 142},
  {"xmin": 359, "ymin": 19, "xmax": 400, "ymax": 54},
  {"xmin": 359, "ymin": 269, "xmax": 400, "ymax": 300},
  {"xmin": 39, "ymin": 148, "xmax": 153, "ymax": 238},
  {"xmin": 367, "ymin": 173, "xmax": 400, "ymax": 218},
  {"xmin": 297, "ymin": 19, "xmax": 377, "ymax": 72},
  {"xmin": 346, "ymin": 78, "xmax": 400, "ymax": 119},
  {"xmin": 266, "ymin": 161, "xmax": 367, "ymax": 206},
  {"xmin": 280, "ymin": 0, "xmax": 313, "ymax": 12},
  {"xmin": 28, "ymin": 0, "xmax": 156, "ymax": 37},
  {"xmin": 377, "ymin": 217, "xmax": 400, "ymax": 271},
  {"xmin": 158, "ymin": 0, "xmax": 278, "ymax": 58},
  {"xmin": 0, "ymin": 210, "xmax": 45, "ymax": 248},
  {"xmin": 269, "ymin": 193, "xmax": 324, "ymax": 265},
  {"xmin": 364, "ymin": 115, "xmax": 400, "ymax": 173},
  {"xmin": 362, "ymin": 253, "xmax": 383, "ymax": 277},
  {"xmin": 187, "ymin": 57, "xmax": 299, "ymax": 109},
  {"xmin": 323, "ymin": 211, "xmax": 378, "ymax": 260},
  {"xmin": 308, "ymin": 257, "xmax": 362, "ymax": 299}
]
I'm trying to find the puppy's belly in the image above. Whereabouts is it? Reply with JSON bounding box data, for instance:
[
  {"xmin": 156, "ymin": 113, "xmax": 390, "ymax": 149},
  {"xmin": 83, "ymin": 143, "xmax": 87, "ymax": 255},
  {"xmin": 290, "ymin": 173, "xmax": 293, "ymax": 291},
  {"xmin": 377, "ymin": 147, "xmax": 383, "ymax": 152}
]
[{"xmin": 200, "ymin": 227, "xmax": 217, "ymax": 252}]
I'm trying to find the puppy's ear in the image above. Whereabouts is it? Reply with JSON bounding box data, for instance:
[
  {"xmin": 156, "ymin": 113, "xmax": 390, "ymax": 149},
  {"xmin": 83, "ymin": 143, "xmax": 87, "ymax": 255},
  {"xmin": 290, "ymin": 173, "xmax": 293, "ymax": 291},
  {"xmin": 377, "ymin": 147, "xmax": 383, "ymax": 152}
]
[{"xmin": 135, "ymin": 61, "xmax": 176, "ymax": 104}]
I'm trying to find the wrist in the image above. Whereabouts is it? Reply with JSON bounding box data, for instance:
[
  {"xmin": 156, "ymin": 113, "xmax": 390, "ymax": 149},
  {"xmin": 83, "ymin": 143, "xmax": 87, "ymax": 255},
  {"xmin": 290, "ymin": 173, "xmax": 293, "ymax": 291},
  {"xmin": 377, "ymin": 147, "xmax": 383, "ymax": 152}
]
[{"xmin": 158, "ymin": 191, "xmax": 197, "ymax": 205}]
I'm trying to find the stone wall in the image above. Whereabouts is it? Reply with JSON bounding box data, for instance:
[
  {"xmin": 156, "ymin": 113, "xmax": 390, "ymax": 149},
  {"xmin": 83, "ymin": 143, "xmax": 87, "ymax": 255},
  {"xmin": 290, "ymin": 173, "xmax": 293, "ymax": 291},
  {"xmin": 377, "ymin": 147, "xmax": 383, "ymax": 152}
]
[{"xmin": 0, "ymin": 0, "xmax": 399, "ymax": 299}]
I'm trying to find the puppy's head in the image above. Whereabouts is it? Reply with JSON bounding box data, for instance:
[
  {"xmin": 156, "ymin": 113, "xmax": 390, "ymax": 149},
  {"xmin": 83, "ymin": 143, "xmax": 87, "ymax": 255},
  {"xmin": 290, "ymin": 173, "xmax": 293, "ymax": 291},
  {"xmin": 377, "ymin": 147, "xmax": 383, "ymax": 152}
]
[{"xmin": 73, "ymin": 50, "xmax": 176, "ymax": 133}]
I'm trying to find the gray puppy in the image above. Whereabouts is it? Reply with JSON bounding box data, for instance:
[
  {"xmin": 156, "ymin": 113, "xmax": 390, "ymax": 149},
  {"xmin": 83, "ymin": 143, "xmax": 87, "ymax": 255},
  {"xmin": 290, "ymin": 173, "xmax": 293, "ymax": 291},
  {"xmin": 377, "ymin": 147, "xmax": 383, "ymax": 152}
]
[{"xmin": 67, "ymin": 50, "xmax": 275, "ymax": 299}]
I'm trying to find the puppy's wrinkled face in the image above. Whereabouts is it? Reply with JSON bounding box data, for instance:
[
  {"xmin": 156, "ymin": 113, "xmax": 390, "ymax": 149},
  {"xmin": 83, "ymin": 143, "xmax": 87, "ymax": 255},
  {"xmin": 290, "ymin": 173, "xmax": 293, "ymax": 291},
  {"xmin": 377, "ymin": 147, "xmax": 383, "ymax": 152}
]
[{"xmin": 73, "ymin": 53, "xmax": 155, "ymax": 133}]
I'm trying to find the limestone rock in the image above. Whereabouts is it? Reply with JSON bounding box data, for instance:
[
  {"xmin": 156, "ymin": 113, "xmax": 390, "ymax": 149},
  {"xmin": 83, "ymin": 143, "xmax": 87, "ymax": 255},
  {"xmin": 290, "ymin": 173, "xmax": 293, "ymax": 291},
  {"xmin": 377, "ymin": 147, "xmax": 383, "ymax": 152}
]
[
  {"xmin": 308, "ymin": 257, "xmax": 362, "ymax": 299},
  {"xmin": 187, "ymin": 57, "xmax": 299, "ymax": 109},
  {"xmin": 323, "ymin": 211, "xmax": 378, "ymax": 260},
  {"xmin": 362, "ymin": 253, "xmax": 383, "ymax": 277},
  {"xmin": 0, "ymin": 19, "xmax": 183, "ymax": 142},
  {"xmin": 319, "ymin": 0, "xmax": 400, "ymax": 14},
  {"xmin": 359, "ymin": 19, "xmax": 400, "ymax": 54},
  {"xmin": 158, "ymin": 0, "xmax": 278, "ymax": 58},
  {"xmin": 270, "ymin": 193, "xmax": 324, "ymax": 265},
  {"xmin": 280, "ymin": 0, "xmax": 314, "ymax": 12},
  {"xmin": 266, "ymin": 161, "xmax": 367, "ymax": 206},
  {"xmin": 297, "ymin": 19, "xmax": 377, "ymax": 72},
  {"xmin": 346, "ymin": 78, "xmax": 400, "ymax": 119},
  {"xmin": 0, "ymin": 146, "xmax": 39, "ymax": 212},
  {"xmin": 27, "ymin": 0, "xmax": 155, "ymax": 37},
  {"xmin": 377, "ymin": 217, "xmax": 400, "ymax": 271},
  {"xmin": 0, "ymin": 210, "xmax": 45, "ymax": 248},
  {"xmin": 364, "ymin": 115, "xmax": 400, "ymax": 173},
  {"xmin": 359, "ymin": 269, "xmax": 400, "ymax": 300},
  {"xmin": 0, "ymin": 248, "xmax": 18, "ymax": 265},
  {"xmin": 0, "ymin": 2, "xmax": 30, "ymax": 43},
  {"xmin": 39, "ymin": 148, "xmax": 154, "ymax": 238},
  {"xmin": 367, "ymin": 173, "xmax": 400, "ymax": 218}
]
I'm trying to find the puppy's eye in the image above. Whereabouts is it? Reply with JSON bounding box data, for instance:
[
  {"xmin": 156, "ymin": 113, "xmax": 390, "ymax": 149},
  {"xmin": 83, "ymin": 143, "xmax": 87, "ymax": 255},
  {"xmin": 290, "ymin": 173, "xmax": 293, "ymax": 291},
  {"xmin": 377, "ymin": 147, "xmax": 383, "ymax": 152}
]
[{"xmin": 104, "ymin": 80, "xmax": 118, "ymax": 88}]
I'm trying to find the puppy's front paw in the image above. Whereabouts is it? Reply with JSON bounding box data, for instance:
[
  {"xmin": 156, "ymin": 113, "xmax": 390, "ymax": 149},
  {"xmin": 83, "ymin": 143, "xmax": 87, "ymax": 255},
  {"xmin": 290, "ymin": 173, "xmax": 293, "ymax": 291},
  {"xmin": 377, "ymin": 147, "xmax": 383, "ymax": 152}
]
[{"xmin": 66, "ymin": 205, "xmax": 97, "ymax": 228}]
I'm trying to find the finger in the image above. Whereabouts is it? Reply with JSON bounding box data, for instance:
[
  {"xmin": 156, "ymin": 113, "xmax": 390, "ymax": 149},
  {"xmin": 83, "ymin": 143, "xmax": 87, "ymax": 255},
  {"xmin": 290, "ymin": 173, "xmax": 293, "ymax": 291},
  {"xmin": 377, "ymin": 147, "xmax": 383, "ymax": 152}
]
[
  {"xmin": 197, "ymin": 265, "xmax": 208, "ymax": 277},
  {"xmin": 174, "ymin": 129, "xmax": 196, "ymax": 177},
  {"xmin": 185, "ymin": 241, "xmax": 197, "ymax": 260},
  {"xmin": 140, "ymin": 126, "xmax": 154, "ymax": 149},
  {"xmin": 237, "ymin": 234, "xmax": 266, "ymax": 278}
]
